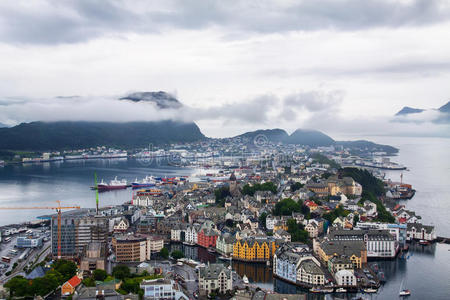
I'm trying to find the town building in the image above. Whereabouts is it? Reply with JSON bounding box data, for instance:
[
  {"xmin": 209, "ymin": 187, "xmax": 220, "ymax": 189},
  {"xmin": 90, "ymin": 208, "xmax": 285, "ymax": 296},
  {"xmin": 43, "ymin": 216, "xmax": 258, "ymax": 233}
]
[
  {"xmin": 112, "ymin": 234, "xmax": 163, "ymax": 262},
  {"xmin": 140, "ymin": 278, "xmax": 188, "ymax": 300},
  {"xmin": 314, "ymin": 239, "xmax": 367, "ymax": 268},
  {"xmin": 61, "ymin": 275, "xmax": 82, "ymax": 296},
  {"xmin": 197, "ymin": 228, "xmax": 219, "ymax": 248},
  {"xmin": 232, "ymin": 238, "xmax": 278, "ymax": 262},
  {"xmin": 51, "ymin": 215, "xmax": 108, "ymax": 258},
  {"xmin": 216, "ymin": 233, "xmax": 236, "ymax": 256},
  {"xmin": 334, "ymin": 269, "xmax": 357, "ymax": 286},
  {"xmin": 80, "ymin": 242, "xmax": 106, "ymax": 271},
  {"xmin": 16, "ymin": 236, "xmax": 43, "ymax": 248},
  {"xmin": 198, "ymin": 263, "xmax": 233, "ymax": 296},
  {"xmin": 327, "ymin": 229, "xmax": 397, "ymax": 258},
  {"xmin": 406, "ymin": 223, "xmax": 436, "ymax": 241}
]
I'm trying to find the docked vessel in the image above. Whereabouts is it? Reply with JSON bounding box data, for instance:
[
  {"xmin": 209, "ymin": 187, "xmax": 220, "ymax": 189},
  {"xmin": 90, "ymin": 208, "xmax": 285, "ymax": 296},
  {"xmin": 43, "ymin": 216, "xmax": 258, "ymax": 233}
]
[
  {"xmin": 335, "ymin": 288, "xmax": 347, "ymax": 293},
  {"xmin": 362, "ymin": 288, "xmax": 378, "ymax": 293},
  {"xmin": 131, "ymin": 176, "xmax": 158, "ymax": 188},
  {"xmin": 96, "ymin": 177, "xmax": 128, "ymax": 191}
]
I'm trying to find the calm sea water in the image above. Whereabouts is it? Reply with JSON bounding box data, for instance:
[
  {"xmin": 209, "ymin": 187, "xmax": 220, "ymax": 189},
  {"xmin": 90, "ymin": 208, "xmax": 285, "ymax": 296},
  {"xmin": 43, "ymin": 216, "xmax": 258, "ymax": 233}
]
[{"xmin": 0, "ymin": 136, "xmax": 448, "ymax": 299}]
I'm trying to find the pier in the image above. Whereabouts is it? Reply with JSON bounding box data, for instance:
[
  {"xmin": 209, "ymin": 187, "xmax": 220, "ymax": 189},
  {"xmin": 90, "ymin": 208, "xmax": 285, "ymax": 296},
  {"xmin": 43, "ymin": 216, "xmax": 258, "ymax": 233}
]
[{"xmin": 436, "ymin": 236, "xmax": 450, "ymax": 244}]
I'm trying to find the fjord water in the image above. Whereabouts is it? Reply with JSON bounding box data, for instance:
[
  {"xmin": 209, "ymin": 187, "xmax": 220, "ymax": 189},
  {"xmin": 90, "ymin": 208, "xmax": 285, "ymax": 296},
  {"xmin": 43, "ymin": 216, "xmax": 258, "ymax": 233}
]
[
  {"xmin": 0, "ymin": 136, "xmax": 449, "ymax": 299},
  {"xmin": 0, "ymin": 158, "xmax": 194, "ymax": 225}
]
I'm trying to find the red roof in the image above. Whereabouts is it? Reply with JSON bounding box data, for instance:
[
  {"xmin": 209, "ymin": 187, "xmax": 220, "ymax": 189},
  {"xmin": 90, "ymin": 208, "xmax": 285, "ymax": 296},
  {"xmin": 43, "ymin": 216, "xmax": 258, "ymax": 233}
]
[
  {"xmin": 398, "ymin": 217, "xmax": 407, "ymax": 224},
  {"xmin": 66, "ymin": 275, "xmax": 81, "ymax": 288}
]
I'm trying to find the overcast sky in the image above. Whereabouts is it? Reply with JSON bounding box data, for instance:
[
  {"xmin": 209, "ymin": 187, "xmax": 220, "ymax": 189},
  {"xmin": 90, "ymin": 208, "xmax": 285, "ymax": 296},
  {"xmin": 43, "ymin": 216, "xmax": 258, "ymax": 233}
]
[{"xmin": 0, "ymin": 0, "xmax": 449, "ymax": 138}]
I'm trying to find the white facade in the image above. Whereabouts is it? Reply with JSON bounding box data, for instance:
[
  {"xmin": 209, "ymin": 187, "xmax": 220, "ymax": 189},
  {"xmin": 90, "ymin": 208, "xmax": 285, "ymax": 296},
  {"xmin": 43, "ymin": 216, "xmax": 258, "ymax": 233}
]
[{"xmin": 334, "ymin": 269, "xmax": 357, "ymax": 286}]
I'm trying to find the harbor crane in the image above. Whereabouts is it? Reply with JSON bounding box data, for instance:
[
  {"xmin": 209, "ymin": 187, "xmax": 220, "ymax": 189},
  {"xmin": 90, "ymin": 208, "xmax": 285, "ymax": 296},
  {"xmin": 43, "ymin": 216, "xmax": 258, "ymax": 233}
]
[{"xmin": 0, "ymin": 200, "xmax": 81, "ymax": 259}]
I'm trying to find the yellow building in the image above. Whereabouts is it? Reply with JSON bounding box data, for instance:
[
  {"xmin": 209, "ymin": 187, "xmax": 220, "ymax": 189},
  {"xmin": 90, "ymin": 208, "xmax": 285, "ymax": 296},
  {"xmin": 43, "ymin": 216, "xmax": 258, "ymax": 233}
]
[
  {"xmin": 232, "ymin": 238, "xmax": 278, "ymax": 262},
  {"xmin": 315, "ymin": 240, "xmax": 367, "ymax": 269}
]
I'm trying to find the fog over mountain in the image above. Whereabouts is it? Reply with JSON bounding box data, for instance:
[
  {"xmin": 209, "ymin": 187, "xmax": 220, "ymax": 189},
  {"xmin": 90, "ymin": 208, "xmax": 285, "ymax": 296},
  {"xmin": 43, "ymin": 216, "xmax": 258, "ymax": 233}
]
[
  {"xmin": 1, "ymin": 0, "xmax": 450, "ymax": 138},
  {"xmin": 0, "ymin": 92, "xmax": 449, "ymax": 138}
]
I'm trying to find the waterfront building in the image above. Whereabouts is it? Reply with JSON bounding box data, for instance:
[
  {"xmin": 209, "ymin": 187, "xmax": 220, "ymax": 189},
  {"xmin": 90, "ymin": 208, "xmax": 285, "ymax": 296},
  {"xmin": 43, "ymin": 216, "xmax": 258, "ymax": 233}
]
[
  {"xmin": 216, "ymin": 233, "xmax": 236, "ymax": 255},
  {"xmin": 197, "ymin": 228, "xmax": 219, "ymax": 248},
  {"xmin": 17, "ymin": 236, "xmax": 43, "ymax": 248},
  {"xmin": 406, "ymin": 223, "xmax": 436, "ymax": 241},
  {"xmin": 185, "ymin": 224, "xmax": 200, "ymax": 245},
  {"xmin": 297, "ymin": 259, "xmax": 325, "ymax": 285},
  {"xmin": 140, "ymin": 278, "xmax": 188, "ymax": 300},
  {"xmin": 334, "ymin": 269, "xmax": 357, "ymax": 286},
  {"xmin": 232, "ymin": 237, "xmax": 278, "ymax": 262},
  {"xmin": 198, "ymin": 263, "xmax": 233, "ymax": 296},
  {"xmin": 356, "ymin": 222, "xmax": 408, "ymax": 248},
  {"xmin": 328, "ymin": 229, "xmax": 397, "ymax": 258},
  {"xmin": 314, "ymin": 239, "xmax": 367, "ymax": 268},
  {"xmin": 327, "ymin": 255, "xmax": 353, "ymax": 273}
]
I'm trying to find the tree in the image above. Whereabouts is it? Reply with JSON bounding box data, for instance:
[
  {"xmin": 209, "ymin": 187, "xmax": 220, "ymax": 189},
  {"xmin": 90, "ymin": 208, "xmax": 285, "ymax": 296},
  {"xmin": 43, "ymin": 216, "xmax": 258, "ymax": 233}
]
[
  {"xmin": 4, "ymin": 276, "xmax": 29, "ymax": 297},
  {"xmin": 353, "ymin": 214, "xmax": 360, "ymax": 226},
  {"xmin": 53, "ymin": 260, "xmax": 77, "ymax": 281},
  {"xmin": 214, "ymin": 186, "xmax": 231, "ymax": 207},
  {"xmin": 242, "ymin": 182, "xmax": 277, "ymax": 196},
  {"xmin": 259, "ymin": 212, "xmax": 268, "ymax": 229},
  {"xmin": 286, "ymin": 219, "xmax": 309, "ymax": 243},
  {"xmin": 120, "ymin": 278, "xmax": 141, "ymax": 294},
  {"xmin": 112, "ymin": 265, "xmax": 131, "ymax": 280},
  {"xmin": 171, "ymin": 250, "xmax": 184, "ymax": 260},
  {"xmin": 290, "ymin": 182, "xmax": 304, "ymax": 192},
  {"xmin": 273, "ymin": 198, "xmax": 301, "ymax": 216},
  {"xmin": 93, "ymin": 269, "xmax": 107, "ymax": 281},
  {"xmin": 159, "ymin": 247, "xmax": 169, "ymax": 259},
  {"xmin": 82, "ymin": 277, "xmax": 96, "ymax": 287}
]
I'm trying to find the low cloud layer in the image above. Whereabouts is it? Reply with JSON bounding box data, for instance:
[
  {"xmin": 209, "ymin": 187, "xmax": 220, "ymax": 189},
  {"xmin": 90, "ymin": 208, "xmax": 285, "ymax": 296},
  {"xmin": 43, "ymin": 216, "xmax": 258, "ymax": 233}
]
[
  {"xmin": 1, "ymin": 91, "xmax": 448, "ymax": 139},
  {"xmin": 1, "ymin": 0, "xmax": 450, "ymax": 45}
]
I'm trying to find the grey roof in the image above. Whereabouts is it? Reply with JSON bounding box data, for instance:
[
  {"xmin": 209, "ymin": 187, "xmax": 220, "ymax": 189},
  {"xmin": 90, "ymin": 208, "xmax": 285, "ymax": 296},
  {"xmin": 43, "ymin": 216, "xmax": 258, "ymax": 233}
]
[
  {"xmin": 199, "ymin": 263, "xmax": 231, "ymax": 280},
  {"xmin": 320, "ymin": 240, "xmax": 366, "ymax": 258},
  {"xmin": 300, "ymin": 259, "xmax": 324, "ymax": 275},
  {"xmin": 329, "ymin": 229, "xmax": 395, "ymax": 241},
  {"xmin": 406, "ymin": 222, "xmax": 434, "ymax": 233}
]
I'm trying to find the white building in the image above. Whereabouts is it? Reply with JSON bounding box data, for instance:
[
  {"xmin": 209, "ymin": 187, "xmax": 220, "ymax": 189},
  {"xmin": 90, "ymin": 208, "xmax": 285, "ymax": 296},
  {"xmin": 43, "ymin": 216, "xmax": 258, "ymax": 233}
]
[
  {"xmin": 334, "ymin": 269, "xmax": 357, "ymax": 286},
  {"xmin": 140, "ymin": 279, "xmax": 188, "ymax": 300},
  {"xmin": 406, "ymin": 223, "xmax": 436, "ymax": 241},
  {"xmin": 329, "ymin": 229, "xmax": 397, "ymax": 258},
  {"xmin": 198, "ymin": 263, "xmax": 232, "ymax": 296}
]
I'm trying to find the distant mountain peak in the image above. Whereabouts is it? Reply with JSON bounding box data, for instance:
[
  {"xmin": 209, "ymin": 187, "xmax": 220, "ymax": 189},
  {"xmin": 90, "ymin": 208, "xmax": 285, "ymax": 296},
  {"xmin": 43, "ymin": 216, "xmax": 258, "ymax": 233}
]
[
  {"xmin": 395, "ymin": 106, "xmax": 424, "ymax": 116},
  {"xmin": 438, "ymin": 101, "xmax": 450, "ymax": 113},
  {"xmin": 120, "ymin": 91, "xmax": 182, "ymax": 109}
]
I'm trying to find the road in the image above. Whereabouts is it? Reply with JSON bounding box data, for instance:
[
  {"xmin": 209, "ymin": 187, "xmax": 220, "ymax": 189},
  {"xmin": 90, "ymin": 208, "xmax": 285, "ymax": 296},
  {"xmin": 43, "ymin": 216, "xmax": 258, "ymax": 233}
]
[{"xmin": 0, "ymin": 228, "xmax": 51, "ymax": 284}]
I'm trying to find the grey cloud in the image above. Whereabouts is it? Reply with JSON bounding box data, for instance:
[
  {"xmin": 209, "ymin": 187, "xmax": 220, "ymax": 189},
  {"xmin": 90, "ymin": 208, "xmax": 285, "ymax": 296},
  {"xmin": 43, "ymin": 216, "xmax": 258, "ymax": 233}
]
[
  {"xmin": 284, "ymin": 91, "xmax": 343, "ymax": 112},
  {"xmin": 1, "ymin": 0, "xmax": 449, "ymax": 45},
  {"xmin": 263, "ymin": 60, "xmax": 450, "ymax": 79}
]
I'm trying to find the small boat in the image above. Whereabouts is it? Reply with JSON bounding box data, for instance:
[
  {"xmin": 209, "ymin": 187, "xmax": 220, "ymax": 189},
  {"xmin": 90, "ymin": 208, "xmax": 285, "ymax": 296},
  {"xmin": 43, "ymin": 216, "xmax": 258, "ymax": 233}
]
[
  {"xmin": 399, "ymin": 289, "xmax": 411, "ymax": 296},
  {"xmin": 335, "ymin": 288, "xmax": 347, "ymax": 293},
  {"xmin": 242, "ymin": 275, "xmax": 249, "ymax": 284},
  {"xmin": 419, "ymin": 239, "xmax": 430, "ymax": 245},
  {"xmin": 310, "ymin": 287, "xmax": 334, "ymax": 293},
  {"xmin": 363, "ymin": 288, "xmax": 377, "ymax": 293},
  {"xmin": 207, "ymin": 247, "xmax": 216, "ymax": 253}
]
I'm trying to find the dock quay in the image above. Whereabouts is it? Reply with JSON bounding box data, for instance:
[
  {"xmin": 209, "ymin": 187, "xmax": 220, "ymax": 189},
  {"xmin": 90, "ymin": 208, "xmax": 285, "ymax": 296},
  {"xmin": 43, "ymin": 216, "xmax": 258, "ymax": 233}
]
[{"xmin": 436, "ymin": 236, "xmax": 450, "ymax": 244}]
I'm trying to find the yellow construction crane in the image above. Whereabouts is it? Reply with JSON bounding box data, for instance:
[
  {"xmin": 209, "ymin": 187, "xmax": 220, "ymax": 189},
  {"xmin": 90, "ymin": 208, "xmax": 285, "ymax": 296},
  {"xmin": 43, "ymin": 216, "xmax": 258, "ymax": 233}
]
[{"xmin": 0, "ymin": 200, "xmax": 80, "ymax": 259}]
